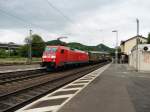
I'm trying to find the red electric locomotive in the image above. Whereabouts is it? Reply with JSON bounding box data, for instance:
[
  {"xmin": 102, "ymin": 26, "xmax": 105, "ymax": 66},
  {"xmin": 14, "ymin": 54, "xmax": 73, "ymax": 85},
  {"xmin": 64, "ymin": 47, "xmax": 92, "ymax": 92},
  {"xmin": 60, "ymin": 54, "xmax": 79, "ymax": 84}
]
[{"xmin": 42, "ymin": 46, "xmax": 89, "ymax": 69}]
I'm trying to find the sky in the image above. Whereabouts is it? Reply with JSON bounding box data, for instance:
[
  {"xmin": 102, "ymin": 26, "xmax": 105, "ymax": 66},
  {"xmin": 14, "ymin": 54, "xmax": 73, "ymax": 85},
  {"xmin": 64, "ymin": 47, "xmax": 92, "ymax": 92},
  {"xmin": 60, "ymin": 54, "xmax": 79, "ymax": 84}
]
[{"xmin": 0, "ymin": 0, "xmax": 150, "ymax": 47}]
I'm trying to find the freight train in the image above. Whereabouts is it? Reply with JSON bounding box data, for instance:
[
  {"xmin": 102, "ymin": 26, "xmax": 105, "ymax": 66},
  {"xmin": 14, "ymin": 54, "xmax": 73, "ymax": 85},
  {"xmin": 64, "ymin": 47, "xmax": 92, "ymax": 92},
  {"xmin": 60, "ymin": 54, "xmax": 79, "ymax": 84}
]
[{"xmin": 42, "ymin": 45, "xmax": 111, "ymax": 69}]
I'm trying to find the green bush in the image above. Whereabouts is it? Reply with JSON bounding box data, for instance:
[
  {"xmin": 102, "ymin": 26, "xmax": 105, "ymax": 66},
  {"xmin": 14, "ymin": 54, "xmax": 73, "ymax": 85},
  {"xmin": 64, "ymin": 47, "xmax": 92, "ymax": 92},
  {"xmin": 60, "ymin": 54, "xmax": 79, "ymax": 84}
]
[{"xmin": 0, "ymin": 49, "xmax": 9, "ymax": 58}]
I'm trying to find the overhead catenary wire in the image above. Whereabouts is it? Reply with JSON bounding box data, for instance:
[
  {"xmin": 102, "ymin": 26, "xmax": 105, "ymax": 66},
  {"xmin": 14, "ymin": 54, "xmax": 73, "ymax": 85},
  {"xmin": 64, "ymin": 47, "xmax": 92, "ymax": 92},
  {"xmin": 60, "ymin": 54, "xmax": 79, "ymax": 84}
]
[
  {"xmin": 0, "ymin": 0, "xmax": 83, "ymax": 35},
  {"xmin": 45, "ymin": 0, "xmax": 74, "ymax": 24},
  {"xmin": 0, "ymin": 8, "xmax": 33, "ymax": 28},
  {"xmin": 0, "ymin": 1, "xmax": 87, "ymax": 38},
  {"xmin": 0, "ymin": 7, "xmax": 49, "ymax": 31},
  {"xmin": 45, "ymin": 0, "xmax": 108, "ymax": 39},
  {"xmin": 45, "ymin": 0, "xmax": 84, "ymax": 34}
]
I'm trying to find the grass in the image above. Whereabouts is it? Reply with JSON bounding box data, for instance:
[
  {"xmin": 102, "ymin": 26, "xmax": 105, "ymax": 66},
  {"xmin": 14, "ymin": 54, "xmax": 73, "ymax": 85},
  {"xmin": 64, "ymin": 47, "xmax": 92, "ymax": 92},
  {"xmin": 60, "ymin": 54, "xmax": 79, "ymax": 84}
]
[{"xmin": 0, "ymin": 57, "xmax": 41, "ymax": 65}]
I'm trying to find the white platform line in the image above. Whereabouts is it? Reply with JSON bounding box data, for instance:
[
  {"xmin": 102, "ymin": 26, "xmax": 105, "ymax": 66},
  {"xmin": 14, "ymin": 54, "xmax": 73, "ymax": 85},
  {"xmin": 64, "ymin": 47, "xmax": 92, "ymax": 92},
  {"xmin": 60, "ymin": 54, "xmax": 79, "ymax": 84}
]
[
  {"xmin": 59, "ymin": 88, "xmax": 81, "ymax": 91},
  {"xmin": 40, "ymin": 94, "xmax": 73, "ymax": 101},
  {"xmin": 67, "ymin": 83, "xmax": 86, "ymax": 86},
  {"xmin": 90, "ymin": 75, "xmax": 97, "ymax": 77},
  {"xmin": 83, "ymin": 74, "xmax": 97, "ymax": 77},
  {"xmin": 73, "ymin": 82, "xmax": 89, "ymax": 84},
  {"xmin": 16, "ymin": 105, "xmax": 60, "ymax": 112},
  {"xmin": 74, "ymin": 80, "xmax": 90, "ymax": 82},
  {"xmin": 53, "ymin": 64, "xmax": 111, "ymax": 112},
  {"xmin": 81, "ymin": 76, "xmax": 94, "ymax": 79},
  {"xmin": 84, "ymin": 76, "xmax": 94, "ymax": 80},
  {"xmin": 79, "ymin": 79, "xmax": 92, "ymax": 81},
  {"xmin": 83, "ymin": 76, "xmax": 95, "ymax": 79},
  {"xmin": 16, "ymin": 64, "xmax": 111, "ymax": 112},
  {"xmin": 79, "ymin": 77, "xmax": 92, "ymax": 79}
]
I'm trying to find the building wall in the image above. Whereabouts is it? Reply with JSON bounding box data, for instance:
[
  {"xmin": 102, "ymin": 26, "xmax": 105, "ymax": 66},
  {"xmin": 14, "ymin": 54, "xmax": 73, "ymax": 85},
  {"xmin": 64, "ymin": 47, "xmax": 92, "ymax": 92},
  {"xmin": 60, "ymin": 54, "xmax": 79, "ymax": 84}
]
[
  {"xmin": 120, "ymin": 44, "xmax": 124, "ymax": 53},
  {"xmin": 124, "ymin": 38, "xmax": 136, "ymax": 55},
  {"xmin": 121, "ymin": 37, "xmax": 147, "ymax": 55},
  {"xmin": 129, "ymin": 44, "xmax": 150, "ymax": 72}
]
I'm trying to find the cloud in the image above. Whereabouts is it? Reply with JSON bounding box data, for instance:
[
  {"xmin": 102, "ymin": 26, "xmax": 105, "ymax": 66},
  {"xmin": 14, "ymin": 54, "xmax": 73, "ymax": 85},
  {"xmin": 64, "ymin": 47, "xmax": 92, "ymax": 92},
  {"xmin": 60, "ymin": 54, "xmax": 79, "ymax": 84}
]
[
  {"xmin": 0, "ymin": 29, "xmax": 25, "ymax": 44},
  {"xmin": 63, "ymin": 0, "xmax": 150, "ymax": 47},
  {"xmin": 0, "ymin": 0, "xmax": 150, "ymax": 47}
]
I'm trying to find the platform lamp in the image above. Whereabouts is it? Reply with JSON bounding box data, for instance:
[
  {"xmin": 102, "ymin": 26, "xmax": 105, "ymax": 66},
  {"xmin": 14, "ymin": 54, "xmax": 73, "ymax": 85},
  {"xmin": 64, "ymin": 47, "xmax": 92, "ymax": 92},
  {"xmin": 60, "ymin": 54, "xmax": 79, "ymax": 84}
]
[
  {"xmin": 136, "ymin": 18, "xmax": 139, "ymax": 71},
  {"xmin": 112, "ymin": 30, "xmax": 118, "ymax": 64}
]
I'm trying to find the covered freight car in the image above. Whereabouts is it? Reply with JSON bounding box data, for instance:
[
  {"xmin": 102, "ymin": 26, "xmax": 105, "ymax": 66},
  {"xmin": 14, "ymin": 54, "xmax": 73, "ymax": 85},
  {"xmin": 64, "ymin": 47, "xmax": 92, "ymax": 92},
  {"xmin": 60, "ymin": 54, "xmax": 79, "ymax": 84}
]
[{"xmin": 88, "ymin": 51, "xmax": 111, "ymax": 63}]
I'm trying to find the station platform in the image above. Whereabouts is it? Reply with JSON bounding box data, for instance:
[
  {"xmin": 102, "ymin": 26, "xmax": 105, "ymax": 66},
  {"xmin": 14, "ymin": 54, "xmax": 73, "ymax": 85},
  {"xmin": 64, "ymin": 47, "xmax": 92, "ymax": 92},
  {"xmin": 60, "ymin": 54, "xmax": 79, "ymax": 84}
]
[
  {"xmin": 0, "ymin": 64, "xmax": 42, "ymax": 73},
  {"xmin": 16, "ymin": 64, "xmax": 150, "ymax": 112},
  {"xmin": 57, "ymin": 64, "xmax": 136, "ymax": 112}
]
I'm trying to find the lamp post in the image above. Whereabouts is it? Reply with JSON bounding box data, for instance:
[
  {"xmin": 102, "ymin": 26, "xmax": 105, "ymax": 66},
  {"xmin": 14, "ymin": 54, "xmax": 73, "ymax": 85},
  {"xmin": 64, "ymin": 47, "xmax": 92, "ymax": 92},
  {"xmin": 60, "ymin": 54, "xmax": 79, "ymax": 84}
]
[
  {"xmin": 136, "ymin": 19, "xmax": 139, "ymax": 71},
  {"xmin": 112, "ymin": 30, "xmax": 118, "ymax": 64}
]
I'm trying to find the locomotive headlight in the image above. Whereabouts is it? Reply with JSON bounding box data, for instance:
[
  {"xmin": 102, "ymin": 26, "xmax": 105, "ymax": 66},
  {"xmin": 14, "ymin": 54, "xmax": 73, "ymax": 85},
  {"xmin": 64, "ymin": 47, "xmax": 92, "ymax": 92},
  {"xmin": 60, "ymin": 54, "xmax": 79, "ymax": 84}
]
[
  {"xmin": 42, "ymin": 55, "xmax": 47, "ymax": 58},
  {"xmin": 51, "ymin": 55, "xmax": 56, "ymax": 59}
]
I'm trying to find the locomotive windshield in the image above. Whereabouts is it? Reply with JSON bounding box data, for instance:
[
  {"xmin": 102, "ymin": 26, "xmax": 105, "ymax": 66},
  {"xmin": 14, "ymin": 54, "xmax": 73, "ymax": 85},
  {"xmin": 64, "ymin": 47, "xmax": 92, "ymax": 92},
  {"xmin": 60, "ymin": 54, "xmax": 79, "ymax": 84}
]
[{"xmin": 45, "ymin": 47, "xmax": 57, "ymax": 53}]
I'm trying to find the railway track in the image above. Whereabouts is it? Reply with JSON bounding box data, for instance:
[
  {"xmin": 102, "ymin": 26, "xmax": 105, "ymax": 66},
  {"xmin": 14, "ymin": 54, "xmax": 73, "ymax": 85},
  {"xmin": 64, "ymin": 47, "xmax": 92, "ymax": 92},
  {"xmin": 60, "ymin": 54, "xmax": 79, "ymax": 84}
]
[
  {"xmin": 0, "ymin": 62, "xmax": 108, "ymax": 112},
  {"xmin": 0, "ymin": 68, "xmax": 46, "ymax": 85}
]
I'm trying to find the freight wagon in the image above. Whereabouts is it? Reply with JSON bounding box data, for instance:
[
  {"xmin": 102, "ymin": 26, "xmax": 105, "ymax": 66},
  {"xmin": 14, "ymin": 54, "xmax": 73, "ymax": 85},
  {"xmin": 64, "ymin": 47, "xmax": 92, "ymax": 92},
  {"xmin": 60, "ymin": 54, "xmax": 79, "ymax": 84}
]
[{"xmin": 88, "ymin": 51, "xmax": 111, "ymax": 63}]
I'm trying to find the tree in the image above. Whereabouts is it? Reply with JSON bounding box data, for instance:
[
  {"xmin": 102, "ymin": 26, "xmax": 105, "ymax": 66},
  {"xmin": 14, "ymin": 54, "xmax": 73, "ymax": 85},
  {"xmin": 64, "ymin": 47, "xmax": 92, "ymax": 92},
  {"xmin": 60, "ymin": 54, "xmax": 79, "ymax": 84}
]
[
  {"xmin": 0, "ymin": 49, "xmax": 9, "ymax": 58},
  {"xmin": 31, "ymin": 34, "xmax": 45, "ymax": 57},
  {"xmin": 147, "ymin": 33, "xmax": 150, "ymax": 44},
  {"xmin": 20, "ymin": 34, "xmax": 45, "ymax": 57},
  {"xmin": 19, "ymin": 36, "xmax": 31, "ymax": 57},
  {"xmin": 19, "ymin": 45, "xmax": 28, "ymax": 57},
  {"xmin": 46, "ymin": 39, "xmax": 66, "ymax": 46}
]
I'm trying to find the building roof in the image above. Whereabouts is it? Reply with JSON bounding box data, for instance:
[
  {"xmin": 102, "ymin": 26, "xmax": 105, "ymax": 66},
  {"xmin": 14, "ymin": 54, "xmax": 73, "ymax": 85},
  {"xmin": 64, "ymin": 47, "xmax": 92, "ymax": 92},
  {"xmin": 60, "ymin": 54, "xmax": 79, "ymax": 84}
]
[
  {"xmin": 120, "ymin": 35, "xmax": 147, "ymax": 45},
  {"xmin": 0, "ymin": 43, "xmax": 22, "ymax": 49}
]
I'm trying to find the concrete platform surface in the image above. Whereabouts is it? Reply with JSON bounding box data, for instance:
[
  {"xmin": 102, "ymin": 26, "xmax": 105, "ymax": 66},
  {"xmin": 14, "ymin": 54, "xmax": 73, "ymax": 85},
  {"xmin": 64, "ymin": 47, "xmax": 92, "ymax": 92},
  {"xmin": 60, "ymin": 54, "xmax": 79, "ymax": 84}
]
[
  {"xmin": 16, "ymin": 64, "xmax": 110, "ymax": 112},
  {"xmin": 58, "ymin": 64, "xmax": 150, "ymax": 112},
  {"xmin": 0, "ymin": 64, "xmax": 41, "ymax": 72},
  {"xmin": 16, "ymin": 64, "xmax": 150, "ymax": 112}
]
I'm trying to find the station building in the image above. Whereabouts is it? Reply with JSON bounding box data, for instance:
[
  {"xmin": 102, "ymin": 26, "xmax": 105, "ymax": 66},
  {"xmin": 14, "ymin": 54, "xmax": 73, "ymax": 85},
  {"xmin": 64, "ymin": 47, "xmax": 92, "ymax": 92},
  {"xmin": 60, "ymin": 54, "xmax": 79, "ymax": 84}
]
[
  {"xmin": 120, "ymin": 35, "xmax": 147, "ymax": 63},
  {"xmin": 0, "ymin": 42, "xmax": 21, "ymax": 56},
  {"xmin": 120, "ymin": 35, "xmax": 147, "ymax": 55},
  {"xmin": 0, "ymin": 42, "xmax": 21, "ymax": 50},
  {"xmin": 129, "ymin": 44, "xmax": 150, "ymax": 72}
]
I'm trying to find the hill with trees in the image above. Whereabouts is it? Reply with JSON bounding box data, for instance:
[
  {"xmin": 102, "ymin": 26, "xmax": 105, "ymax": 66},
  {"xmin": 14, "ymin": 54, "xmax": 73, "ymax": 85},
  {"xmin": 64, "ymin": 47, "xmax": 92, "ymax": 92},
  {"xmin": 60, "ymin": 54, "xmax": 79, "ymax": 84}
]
[
  {"xmin": 46, "ymin": 40, "xmax": 115, "ymax": 53},
  {"xmin": 0, "ymin": 35, "xmax": 114, "ymax": 58}
]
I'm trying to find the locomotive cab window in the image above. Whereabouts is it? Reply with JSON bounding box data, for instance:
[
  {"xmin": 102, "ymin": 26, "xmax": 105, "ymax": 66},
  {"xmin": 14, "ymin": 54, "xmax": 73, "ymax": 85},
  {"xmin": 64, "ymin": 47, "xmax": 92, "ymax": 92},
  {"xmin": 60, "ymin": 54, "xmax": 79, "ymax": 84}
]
[
  {"xmin": 61, "ymin": 49, "xmax": 64, "ymax": 54},
  {"xmin": 45, "ymin": 47, "xmax": 57, "ymax": 53}
]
